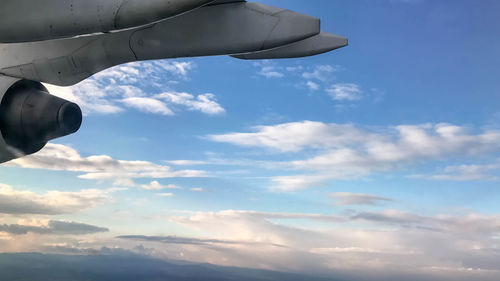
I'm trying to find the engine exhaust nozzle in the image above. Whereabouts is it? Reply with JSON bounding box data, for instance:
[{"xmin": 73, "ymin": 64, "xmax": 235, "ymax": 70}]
[{"xmin": 0, "ymin": 80, "xmax": 82, "ymax": 155}]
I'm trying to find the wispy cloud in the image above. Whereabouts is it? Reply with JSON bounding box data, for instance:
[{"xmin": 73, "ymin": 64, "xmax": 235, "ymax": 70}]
[
  {"xmin": 412, "ymin": 163, "xmax": 500, "ymax": 182},
  {"xmin": 250, "ymin": 62, "xmax": 371, "ymax": 106},
  {"xmin": 45, "ymin": 60, "xmax": 225, "ymax": 116},
  {"xmin": 330, "ymin": 192, "xmax": 394, "ymax": 206},
  {"xmin": 119, "ymin": 97, "xmax": 174, "ymax": 115},
  {"xmin": 306, "ymin": 81, "xmax": 320, "ymax": 91},
  {"xmin": 0, "ymin": 184, "xmax": 111, "ymax": 215},
  {"xmin": 140, "ymin": 181, "xmax": 181, "ymax": 190},
  {"xmin": 326, "ymin": 83, "xmax": 363, "ymax": 101},
  {"xmin": 302, "ymin": 65, "xmax": 340, "ymax": 82},
  {"xmin": 157, "ymin": 193, "xmax": 174, "ymax": 197},
  {"xmin": 270, "ymin": 175, "xmax": 328, "ymax": 192},
  {"xmin": 5, "ymin": 144, "xmax": 208, "ymax": 186},
  {"xmin": 208, "ymin": 121, "xmax": 370, "ymax": 153},
  {"xmin": 208, "ymin": 121, "xmax": 500, "ymax": 190},
  {"xmin": 0, "ymin": 220, "xmax": 108, "ymax": 235},
  {"xmin": 253, "ymin": 61, "xmax": 285, "ymax": 78},
  {"xmin": 155, "ymin": 92, "xmax": 225, "ymax": 115},
  {"xmin": 191, "ymin": 187, "xmax": 208, "ymax": 192}
]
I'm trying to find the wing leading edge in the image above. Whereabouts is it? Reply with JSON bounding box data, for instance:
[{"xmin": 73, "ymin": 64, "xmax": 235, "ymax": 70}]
[
  {"xmin": 0, "ymin": 0, "xmax": 216, "ymax": 43},
  {"xmin": 0, "ymin": 1, "xmax": 347, "ymax": 86}
]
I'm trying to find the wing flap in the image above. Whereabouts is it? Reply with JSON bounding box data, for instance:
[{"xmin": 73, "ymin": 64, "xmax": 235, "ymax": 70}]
[
  {"xmin": 207, "ymin": 0, "xmax": 246, "ymax": 5},
  {"xmin": 232, "ymin": 32, "xmax": 348, "ymax": 60}
]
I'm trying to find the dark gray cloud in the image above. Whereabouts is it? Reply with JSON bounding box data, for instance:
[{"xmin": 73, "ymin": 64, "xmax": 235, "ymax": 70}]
[
  {"xmin": 349, "ymin": 211, "xmax": 425, "ymax": 225},
  {"xmin": 117, "ymin": 235, "xmax": 286, "ymax": 248},
  {"xmin": 118, "ymin": 235, "xmax": 239, "ymax": 245},
  {"xmin": 0, "ymin": 221, "xmax": 108, "ymax": 235},
  {"xmin": 330, "ymin": 192, "xmax": 394, "ymax": 206},
  {"xmin": 40, "ymin": 245, "xmax": 152, "ymax": 257},
  {"xmin": 0, "ymin": 195, "xmax": 59, "ymax": 215}
]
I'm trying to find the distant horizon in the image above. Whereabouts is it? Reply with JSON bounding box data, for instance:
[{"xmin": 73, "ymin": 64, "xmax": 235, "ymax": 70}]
[{"xmin": 0, "ymin": 252, "xmax": 339, "ymax": 281}]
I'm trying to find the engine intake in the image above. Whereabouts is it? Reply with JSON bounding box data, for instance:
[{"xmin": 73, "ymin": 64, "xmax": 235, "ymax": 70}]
[{"xmin": 0, "ymin": 80, "xmax": 82, "ymax": 156}]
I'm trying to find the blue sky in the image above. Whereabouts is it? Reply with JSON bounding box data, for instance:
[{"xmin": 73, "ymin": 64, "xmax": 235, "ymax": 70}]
[{"xmin": 1, "ymin": 1, "xmax": 500, "ymax": 280}]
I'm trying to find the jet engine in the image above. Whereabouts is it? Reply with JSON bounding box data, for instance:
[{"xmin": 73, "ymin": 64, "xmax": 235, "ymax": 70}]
[{"xmin": 0, "ymin": 78, "xmax": 82, "ymax": 163}]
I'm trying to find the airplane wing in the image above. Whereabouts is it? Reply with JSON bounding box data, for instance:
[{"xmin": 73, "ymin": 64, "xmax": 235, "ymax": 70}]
[
  {"xmin": 0, "ymin": 1, "xmax": 347, "ymax": 163},
  {"xmin": 0, "ymin": 0, "xmax": 216, "ymax": 43},
  {"xmin": 208, "ymin": 0, "xmax": 246, "ymax": 4},
  {"xmin": 0, "ymin": 1, "xmax": 346, "ymax": 86}
]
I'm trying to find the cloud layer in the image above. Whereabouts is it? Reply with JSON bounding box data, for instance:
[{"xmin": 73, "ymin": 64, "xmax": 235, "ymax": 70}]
[
  {"xmin": 0, "ymin": 220, "xmax": 108, "ymax": 235},
  {"xmin": 45, "ymin": 60, "xmax": 225, "ymax": 116},
  {"xmin": 208, "ymin": 121, "xmax": 500, "ymax": 190},
  {"xmin": 0, "ymin": 184, "xmax": 110, "ymax": 215},
  {"xmin": 6, "ymin": 144, "xmax": 207, "ymax": 186},
  {"xmin": 97, "ymin": 209, "xmax": 500, "ymax": 280}
]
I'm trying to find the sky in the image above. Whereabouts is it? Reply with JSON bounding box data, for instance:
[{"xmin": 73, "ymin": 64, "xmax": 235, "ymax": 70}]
[{"xmin": 1, "ymin": 0, "xmax": 500, "ymax": 280}]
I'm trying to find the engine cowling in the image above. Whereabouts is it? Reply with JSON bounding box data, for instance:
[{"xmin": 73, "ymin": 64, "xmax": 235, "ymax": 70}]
[{"xmin": 0, "ymin": 78, "xmax": 82, "ymax": 163}]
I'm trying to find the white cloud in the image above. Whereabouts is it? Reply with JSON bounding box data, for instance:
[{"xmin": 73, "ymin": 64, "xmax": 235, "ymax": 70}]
[
  {"xmin": 302, "ymin": 65, "xmax": 340, "ymax": 81},
  {"xmin": 254, "ymin": 61, "xmax": 285, "ymax": 78},
  {"xmin": 208, "ymin": 121, "xmax": 381, "ymax": 153},
  {"xmin": 157, "ymin": 193, "xmax": 174, "ymax": 197},
  {"xmin": 326, "ymin": 83, "xmax": 363, "ymax": 101},
  {"xmin": 250, "ymin": 62, "xmax": 371, "ymax": 106},
  {"xmin": 45, "ymin": 60, "xmax": 223, "ymax": 116},
  {"xmin": 412, "ymin": 163, "xmax": 500, "ymax": 182},
  {"xmin": 140, "ymin": 181, "xmax": 181, "ymax": 190},
  {"xmin": 119, "ymin": 97, "xmax": 174, "ymax": 116},
  {"xmin": 306, "ymin": 81, "xmax": 320, "ymax": 91},
  {"xmin": 251, "ymin": 63, "xmax": 369, "ymax": 106},
  {"xmin": 155, "ymin": 92, "xmax": 225, "ymax": 115},
  {"xmin": 156, "ymin": 61, "xmax": 196, "ymax": 77},
  {"xmin": 45, "ymin": 81, "xmax": 124, "ymax": 116},
  {"xmin": 261, "ymin": 69, "xmax": 284, "ymax": 78},
  {"xmin": 165, "ymin": 160, "xmax": 209, "ymax": 166},
  {"xmin": 270, "ymin": 175, "xmax": 327, "ymax": 192},
  {"xmin": 191, "ymin": 187, "xmax": 208, "ymax": 192},
  {"xmin": 209, "ymin": 121, "xmax": 500, "ymax": 190},
  {"xmin": 285, "ymin": 66, "xmax": 304, "ymax": 72},
  {"xmin": 5, "ymin": 144, "xmax": 208, "ymax": 185},
  {"xmin": 96, "ymin": 61, "xmax": 196, "ymax": 82},
  {"xmin": 0, "ymin": 183, "xmax": 111, "ymax": 215},
  {"xmin": 46, "ymin": 61, "xmax": 193, "ymax": 115}
]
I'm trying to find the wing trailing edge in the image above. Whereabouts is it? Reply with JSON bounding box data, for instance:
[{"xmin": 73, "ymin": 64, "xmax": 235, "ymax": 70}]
[
  {"xmin": 207, "ymin": 0, "xmax": 246, "ymax": 5},
  {"xmin": 232, "ymin": 32, "xmax": 348, "ymax": 60}
]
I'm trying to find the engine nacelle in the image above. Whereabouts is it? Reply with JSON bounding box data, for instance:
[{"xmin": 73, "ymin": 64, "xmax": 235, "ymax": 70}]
[{"xmin": 0, "ymin": 77, "xmax": 82, "ymax": 163}]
